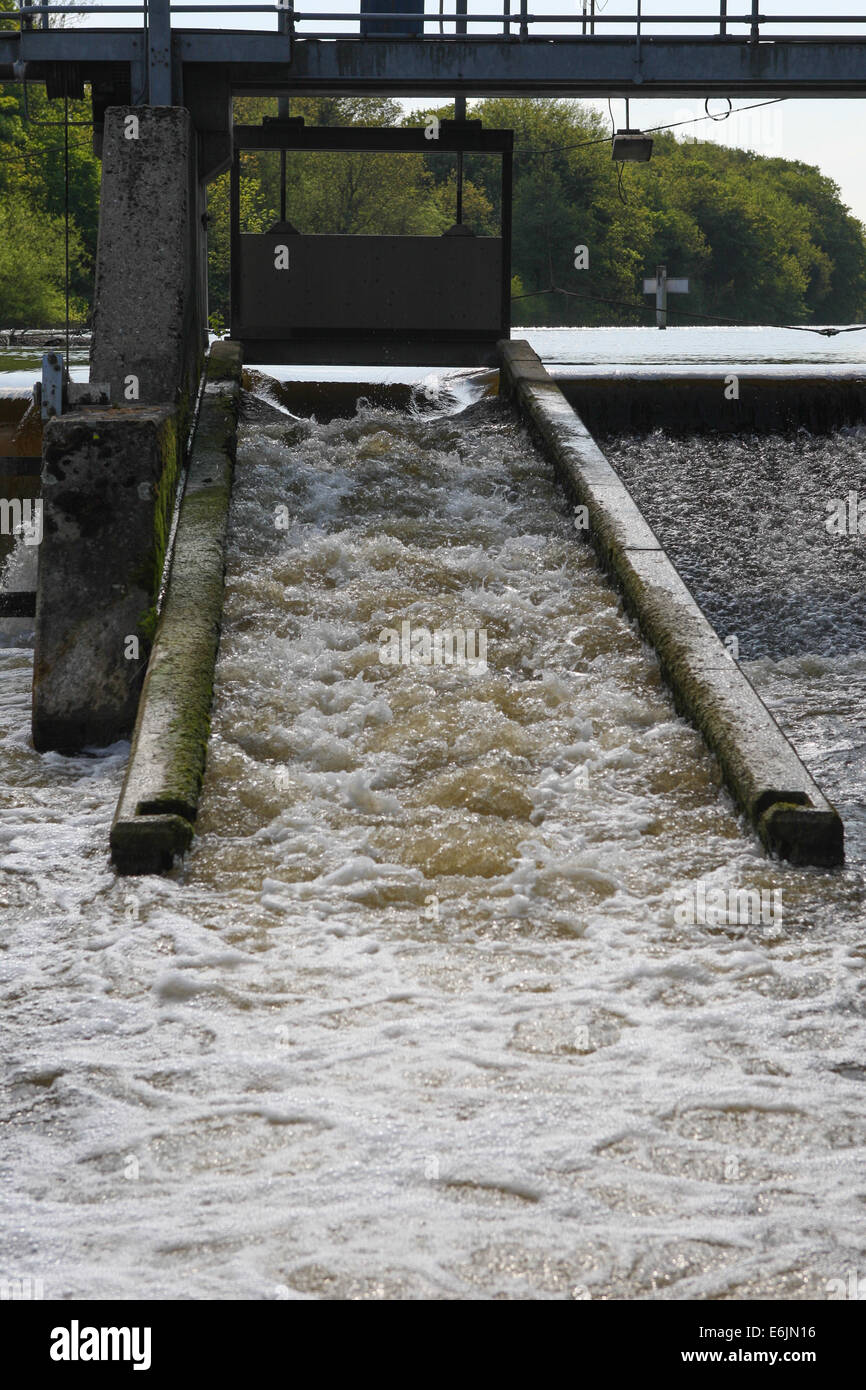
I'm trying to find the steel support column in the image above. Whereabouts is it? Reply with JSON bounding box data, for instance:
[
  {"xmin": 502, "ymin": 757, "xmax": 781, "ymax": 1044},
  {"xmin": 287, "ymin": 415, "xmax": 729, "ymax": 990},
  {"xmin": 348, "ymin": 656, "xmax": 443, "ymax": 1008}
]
[{"xmin": 147, "ymin": 0, "xmax": 172, "ymax": 105}]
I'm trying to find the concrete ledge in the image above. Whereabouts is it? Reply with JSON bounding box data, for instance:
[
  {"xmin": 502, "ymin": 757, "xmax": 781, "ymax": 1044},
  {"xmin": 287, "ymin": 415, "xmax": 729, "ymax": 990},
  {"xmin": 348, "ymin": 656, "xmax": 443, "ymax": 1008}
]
[
  {"xmin": 110, "ymin": 342, "xmax": 242, "ymax": 875},
  {"xmin": 110, "ymin": 813, "xmax": 194, "ymax": 876},
  {"xmin": 499, "ymin": 339, "xmax": 844, "ymax": 869}
]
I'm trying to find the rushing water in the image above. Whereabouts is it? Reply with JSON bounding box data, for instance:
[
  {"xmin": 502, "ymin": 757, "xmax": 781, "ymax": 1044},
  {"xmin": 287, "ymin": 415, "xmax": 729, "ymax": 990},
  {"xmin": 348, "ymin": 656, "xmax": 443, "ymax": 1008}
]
[
  {"xmin": 0, "ymin": 333, "xmax": 864, "ymax": 1300},
  {"xmin": 604, "ymin": 428, "xmax": 866, "ymax": 869}
]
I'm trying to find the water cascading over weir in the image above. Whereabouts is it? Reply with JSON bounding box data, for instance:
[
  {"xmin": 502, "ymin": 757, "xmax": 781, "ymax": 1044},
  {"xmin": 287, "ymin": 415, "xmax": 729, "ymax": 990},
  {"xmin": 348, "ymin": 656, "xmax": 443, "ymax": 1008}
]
[
  {"xmin": 16, "ymin": 98, "xmax": 517, "ymax": 871},
  {"xmin": 1, "ymin": 1, "xmax": 857, "ymax": 873}
]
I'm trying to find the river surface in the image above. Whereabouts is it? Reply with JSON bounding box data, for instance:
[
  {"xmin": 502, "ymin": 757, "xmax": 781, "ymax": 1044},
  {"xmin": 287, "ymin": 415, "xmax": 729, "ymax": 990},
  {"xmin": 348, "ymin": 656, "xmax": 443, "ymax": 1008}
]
[{"xmin": 0, "ymin": 329, "xmax": 864, "ymax": 1300}]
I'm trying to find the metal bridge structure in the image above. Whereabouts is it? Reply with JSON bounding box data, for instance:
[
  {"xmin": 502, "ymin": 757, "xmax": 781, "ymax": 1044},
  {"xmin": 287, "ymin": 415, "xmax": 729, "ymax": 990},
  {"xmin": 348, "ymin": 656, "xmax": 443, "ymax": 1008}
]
[{"xmin": 4, "ymin": 3, "xmax": 866, "ymax": 110}]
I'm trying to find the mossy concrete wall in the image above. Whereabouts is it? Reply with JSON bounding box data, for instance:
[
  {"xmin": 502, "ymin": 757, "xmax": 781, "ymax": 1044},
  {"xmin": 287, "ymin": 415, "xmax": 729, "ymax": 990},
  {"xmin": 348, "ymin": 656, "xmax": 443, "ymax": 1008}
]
[
  {"xmin": 90, "ymin": 106, "xmax": 206, "ymax": 437},
  {"xmin": 32, "ymin": 406, "xmax": 181, "ymax": 751},
  {"xmin": 500, "ymin": 339, "xmax": 844, "ymax": 868},
  {"xmin": 111, "ymin": 342, "xmax": 242, "ymax": 874}
]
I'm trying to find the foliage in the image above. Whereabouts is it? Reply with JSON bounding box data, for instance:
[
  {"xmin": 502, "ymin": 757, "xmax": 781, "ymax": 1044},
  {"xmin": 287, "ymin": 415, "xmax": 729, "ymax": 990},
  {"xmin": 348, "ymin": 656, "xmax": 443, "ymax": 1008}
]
[
  {"xmin": 1, "ymin": 57, "xmax": 865, "ymax": 330},
  {"xmin": 0, "ymin": 0, "xmax": 97, "ymax": 325},
  {"xmin": 0, "ymin": 191, "xmax": 87, "ymax": 324}
]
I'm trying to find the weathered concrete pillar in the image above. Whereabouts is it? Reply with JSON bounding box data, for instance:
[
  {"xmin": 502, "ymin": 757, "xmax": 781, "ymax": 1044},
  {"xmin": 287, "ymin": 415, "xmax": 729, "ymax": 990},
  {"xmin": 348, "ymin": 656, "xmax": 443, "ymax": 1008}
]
[
  {"xmin": 32, "ymin": 105, "xmax": 211, "ymax": 752},
  {"xmin": 32, "ymin": 407, "xmax": 182, "ymax": 751},
  {"xmin": 90, "ymin": 106, "xmax": 206, "ymax": 426}
]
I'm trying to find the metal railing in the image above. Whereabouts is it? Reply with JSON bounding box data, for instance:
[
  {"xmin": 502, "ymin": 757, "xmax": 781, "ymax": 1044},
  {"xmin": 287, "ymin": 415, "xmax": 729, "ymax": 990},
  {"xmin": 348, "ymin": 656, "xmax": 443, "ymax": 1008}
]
[{"xmin": 12, "ymin": 2, "xmax": 866, "ymax": 43}]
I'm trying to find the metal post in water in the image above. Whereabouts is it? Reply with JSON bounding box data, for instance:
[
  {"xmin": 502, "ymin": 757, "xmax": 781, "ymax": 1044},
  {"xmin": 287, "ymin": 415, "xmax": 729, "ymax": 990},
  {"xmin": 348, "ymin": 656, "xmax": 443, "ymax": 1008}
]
[
  {"xmin": 656, "ymin": 263, "xmax": 667, "ymax": 329},
  {"xmin": 643, "ymin": 265, "xmax": 689, "ymax": 329}
]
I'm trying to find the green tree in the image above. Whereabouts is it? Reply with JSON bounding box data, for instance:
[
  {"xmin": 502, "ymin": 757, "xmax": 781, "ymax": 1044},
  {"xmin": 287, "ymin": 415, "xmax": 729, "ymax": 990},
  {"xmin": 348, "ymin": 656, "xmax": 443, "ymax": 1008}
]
[
  {"xmin": 0, "ymin": 192, "xmax": 86, "ymax": 325},
  {"xmin": 3, "ymin": 51, "xmax": 866, "ymax": 333},
  {"xmin": 0, "ymin": 0, "xmax": 98, "ymax": 324}
]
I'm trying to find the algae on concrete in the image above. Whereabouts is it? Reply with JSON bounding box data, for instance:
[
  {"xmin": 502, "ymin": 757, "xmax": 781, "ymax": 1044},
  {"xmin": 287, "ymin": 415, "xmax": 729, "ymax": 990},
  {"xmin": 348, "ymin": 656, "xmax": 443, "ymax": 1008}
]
[{"xmin": 110, "ymin": 343, "xmax": 242, "ymax": 874}]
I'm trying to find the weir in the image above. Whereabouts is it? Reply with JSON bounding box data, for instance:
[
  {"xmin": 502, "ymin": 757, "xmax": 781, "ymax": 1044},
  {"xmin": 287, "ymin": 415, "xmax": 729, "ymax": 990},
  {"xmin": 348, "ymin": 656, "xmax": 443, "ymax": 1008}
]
[
  {"xmin": 230, "ymin": 121, "xmax": 512, "ymax": 367},
  {"xmin": 555, "ymin": 371, "xmax": 866, "ymax": 437},
  {"xmin": 7, "ymin": 8, "xmax": 866, "ymax": 1328},
  {"xmin": 0, "ymin": 4, "xmax": 855, "ymax": 873}
]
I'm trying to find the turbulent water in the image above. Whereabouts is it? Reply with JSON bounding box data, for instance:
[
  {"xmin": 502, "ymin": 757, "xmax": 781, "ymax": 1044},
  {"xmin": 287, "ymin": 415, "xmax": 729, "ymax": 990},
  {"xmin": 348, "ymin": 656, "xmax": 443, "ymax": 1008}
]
[
  {"xmin": 605, "ymin": 428, "xmax": 866, "ymax": 868},
  {"xmin": 1, "ymin": 368, "xmax": 864, "ymax": 1300}
]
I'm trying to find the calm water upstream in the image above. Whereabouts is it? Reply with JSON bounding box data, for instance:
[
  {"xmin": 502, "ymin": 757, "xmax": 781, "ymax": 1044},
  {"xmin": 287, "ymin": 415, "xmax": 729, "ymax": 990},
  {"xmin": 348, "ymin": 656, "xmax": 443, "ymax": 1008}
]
[{"xmin": 0, "ymin": 329, "xmax": 864, "ymax": 1300}]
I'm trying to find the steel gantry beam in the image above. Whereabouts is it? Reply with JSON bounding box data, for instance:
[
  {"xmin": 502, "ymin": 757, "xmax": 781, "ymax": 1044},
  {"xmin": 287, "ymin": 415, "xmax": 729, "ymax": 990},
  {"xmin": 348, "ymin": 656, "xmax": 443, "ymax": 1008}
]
[
  {"xmin": 6, "ymin": 29, "xmax": 866, "ymax": 101},
  {"xmin": 229, "ymin": 37, "xmax": 866, "ymax": 98}
]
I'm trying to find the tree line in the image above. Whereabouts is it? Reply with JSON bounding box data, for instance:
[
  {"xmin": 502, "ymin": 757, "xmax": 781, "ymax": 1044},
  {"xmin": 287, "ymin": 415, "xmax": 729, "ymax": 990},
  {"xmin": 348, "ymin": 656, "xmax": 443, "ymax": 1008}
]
[
  {"xmin": 218, "ymin": 94, "xmax": 866, "ymax": 332},
  {"xmin": 1, "ymin": 22, "xmax": 865, "ymax": 334}
]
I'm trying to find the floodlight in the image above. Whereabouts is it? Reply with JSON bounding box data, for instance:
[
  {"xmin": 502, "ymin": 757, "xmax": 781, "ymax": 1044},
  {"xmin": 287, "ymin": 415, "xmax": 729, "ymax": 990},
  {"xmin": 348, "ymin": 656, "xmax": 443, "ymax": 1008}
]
[{"xmin": 612, "ymin": 129, "xmax": 654, "ymax": 162}]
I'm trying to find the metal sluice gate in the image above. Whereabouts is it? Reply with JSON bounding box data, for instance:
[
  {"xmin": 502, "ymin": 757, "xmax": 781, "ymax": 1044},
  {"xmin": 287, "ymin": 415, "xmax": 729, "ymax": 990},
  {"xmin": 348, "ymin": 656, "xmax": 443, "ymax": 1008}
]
[{"xmin": 230, "ymin": 122, "xmax": 513, "ymax": 366}]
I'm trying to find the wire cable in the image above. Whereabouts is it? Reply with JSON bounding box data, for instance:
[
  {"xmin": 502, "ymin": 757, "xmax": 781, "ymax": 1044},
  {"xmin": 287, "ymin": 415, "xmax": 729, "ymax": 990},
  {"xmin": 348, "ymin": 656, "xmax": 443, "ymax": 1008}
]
[
  {"xmin": 513, "ymin": 97, "xmax": 786, "ymax": 160},
  {"xmin": 64, "ymin": 93, "xmax": 70, "ymax": 367}
]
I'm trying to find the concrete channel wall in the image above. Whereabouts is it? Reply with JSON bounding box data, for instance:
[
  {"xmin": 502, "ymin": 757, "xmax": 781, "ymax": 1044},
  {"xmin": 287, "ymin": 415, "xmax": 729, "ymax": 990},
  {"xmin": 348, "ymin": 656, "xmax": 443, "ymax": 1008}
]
[
  {"xmin": 110, "ymin": 343, "xmax": 242, "ymax": 875},
  {"xmin": 500, "ymin": 339, "xmax": 844, "ymax": 868}
]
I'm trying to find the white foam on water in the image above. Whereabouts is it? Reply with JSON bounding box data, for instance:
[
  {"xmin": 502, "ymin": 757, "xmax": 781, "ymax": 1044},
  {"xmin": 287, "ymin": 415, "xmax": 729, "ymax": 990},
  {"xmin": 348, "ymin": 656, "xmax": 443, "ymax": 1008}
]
[{"xmin": 0, "ymin": 378, "xmax": 864, "ymax": 1301}]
